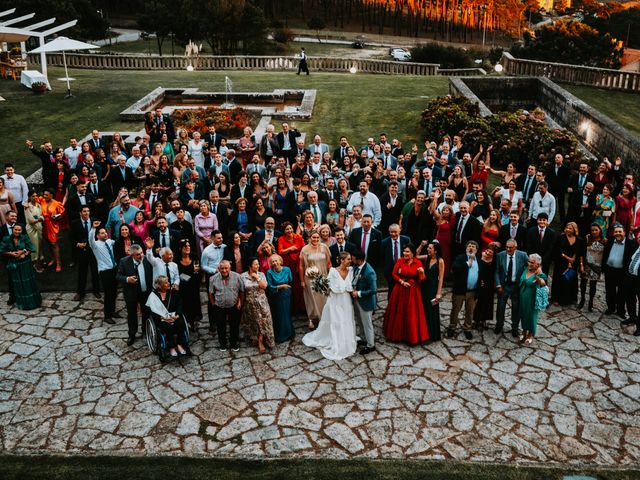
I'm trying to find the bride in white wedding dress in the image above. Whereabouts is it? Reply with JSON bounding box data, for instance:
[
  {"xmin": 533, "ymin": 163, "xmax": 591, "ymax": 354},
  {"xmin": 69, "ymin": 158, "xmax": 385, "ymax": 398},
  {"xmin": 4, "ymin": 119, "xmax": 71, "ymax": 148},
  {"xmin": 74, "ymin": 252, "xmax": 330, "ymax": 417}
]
[{"xmin": 302, "ymin": 252, "xmax": 357, "ymax": 361}]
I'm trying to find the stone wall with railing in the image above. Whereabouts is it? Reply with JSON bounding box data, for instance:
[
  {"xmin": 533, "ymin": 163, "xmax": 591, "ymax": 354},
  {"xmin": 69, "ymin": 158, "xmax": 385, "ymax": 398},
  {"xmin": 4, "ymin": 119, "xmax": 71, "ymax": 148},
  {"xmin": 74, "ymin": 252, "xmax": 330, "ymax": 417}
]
[
  {"xmin": 25, "ymin": 53, "xmax": 490, "ymax": 76},
  {"xmin": 501, "ymin": 52, "xmax": 640, "ymax": 93}
]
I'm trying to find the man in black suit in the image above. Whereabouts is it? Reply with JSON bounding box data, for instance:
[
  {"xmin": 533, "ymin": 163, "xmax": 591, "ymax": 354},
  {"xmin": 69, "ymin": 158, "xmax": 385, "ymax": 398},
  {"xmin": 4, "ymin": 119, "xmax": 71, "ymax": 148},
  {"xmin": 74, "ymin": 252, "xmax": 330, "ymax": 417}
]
[
  {"xmin": 381, "ymin": 224, "xmax": 410, "ymax": 296},
  {"xmin": 151, "ymin": 217, "xmax": 180, "ymax": 257},
  {"xmin": 516, "ymin": 164, "xmax": 538, "ymax": 214},
  {"xmin": 86, "ymin": 171, "xmax": 109, "ymax": 222},
  {"xmin": 170, "ymin": 208, "xmax": 194, "ymax": 244},
  {"xmin": 230, "ymin": 171, "xmax": 250, "ymax": 206},
  {"xmin": 116, "ymin": 244, "xmax": 153, "ymax": 346},
  {"xmin": 71, "ymin": 206, "xmax": 101, "ymax": 301},
  {"xmin": 452, "ymin": 201, "xmax": 481, "ymax": 259},
  {"xmin": 66, "ymin": 182, "xmax": 91, "ymax": 222},
  {"xmin": 88, "ymin": 130, "xmax": 107, "ymax": 154},
  {"xmin": 293, "ymin": 138, "xmax": 311, "ymax": 164},
  {"xmin": 349, "ymin": 214, "xmax": 382, "ymax": 267},
  {"xmin": 546, "ymin": 153, "xmax": 571, "ymax": 223},
  {"xmin": 567, "ymin": 162, "xmax": 593, "ymax": 198},
  {"xmin": 379, "ymin": 181, "xmax": 404, "ymax": 238},
  {"xmin": 1, "ymin": 211, "xmax": 22, "ymax": 305},
  {"xmin": 566, "ymin": 181, "xmax": 596, "ymax": 237},
  {"xmin": 498, "ymin": 212, "xmax": 527, "ymax": 251},
  {"xmin": 329, "ymin": 228, "xmax": 357, "ymax": 267},
  {"xmin": 251, "ymin": 217, "xmax": 281, "ymax": 255},
  {"xmin": 525, "ymin": 213, "xmax": 557, "ymax": 274},
  {"xmin": 26, "ymin": 139, "xmax": 57, "ymax": 190},
  {"xmin": 276, "ymin": 122, "xmax": 301, "ymax": 164},
  {"xmin": 603, "ymin": 224, "xmax": 636, "ymax": 320},
  {"xmin": 109, "ymin": 155, "xmax": 135, "ymax": 193},
  {"xmin": 494, "ymin": 239, "xmax": 529, "ymax": 336},
  {"xmin": 153, "ymin": 108, "xmax": 173, "ymax": 141},
  {"xmin": 203, "ymin": 124, "xmax": 222, "ymax": 150},
  {"xmin": 448, "ymin": 241, "xmax": 482, "ymax": 340},
  {"xmin": 227, "ymin": 150, "xmax": 244, "ymax": 185},
  {"xmin": 318, "ymin": 177, "xmax": 339, "ymax": 204},
  {"xmin": 332, "ymin": 136, "xmax": 350, "ymax": 163}
]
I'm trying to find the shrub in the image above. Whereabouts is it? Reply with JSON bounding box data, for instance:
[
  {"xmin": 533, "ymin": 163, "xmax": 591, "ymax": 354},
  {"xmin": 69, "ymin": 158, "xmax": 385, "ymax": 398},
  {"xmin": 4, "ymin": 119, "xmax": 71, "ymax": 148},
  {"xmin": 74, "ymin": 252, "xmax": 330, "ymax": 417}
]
[
  {"xmin": 420, "ymin": 96, "xmax": 582, "ymax": 170},
  {"xmin": 273, "ymin": 28, "xmax": 294, "ymax": 44},
  {"xmin": 410, "ymin": 43, "xmax": 474, "ymax": 69},
  {"xmin": 172, "ymin": 107, "xmax": 259, "ymax": 138}
]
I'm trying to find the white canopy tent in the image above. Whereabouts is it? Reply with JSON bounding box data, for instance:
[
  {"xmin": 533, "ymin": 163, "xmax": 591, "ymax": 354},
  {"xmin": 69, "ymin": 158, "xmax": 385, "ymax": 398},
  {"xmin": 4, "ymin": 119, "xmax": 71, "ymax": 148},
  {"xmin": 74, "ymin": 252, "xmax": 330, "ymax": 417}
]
[{"xmin": 30, "ymin": 36, "xmax": 99, "ymax": 97}]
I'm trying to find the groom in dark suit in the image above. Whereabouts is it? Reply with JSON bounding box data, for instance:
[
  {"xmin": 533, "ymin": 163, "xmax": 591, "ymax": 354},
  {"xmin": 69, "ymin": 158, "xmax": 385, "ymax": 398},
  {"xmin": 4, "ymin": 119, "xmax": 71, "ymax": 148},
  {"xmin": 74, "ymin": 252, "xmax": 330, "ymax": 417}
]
[{"xmin": 350, "ymin": 250, "xmax": 378, "ymax": 354}]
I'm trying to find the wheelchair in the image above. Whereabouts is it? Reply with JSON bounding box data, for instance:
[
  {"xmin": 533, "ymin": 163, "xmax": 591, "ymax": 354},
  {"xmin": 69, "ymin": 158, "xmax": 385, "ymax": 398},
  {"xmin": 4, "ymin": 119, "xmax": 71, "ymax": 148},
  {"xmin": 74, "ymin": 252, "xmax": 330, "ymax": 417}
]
[{"xmin": 145, "ymin": 314, "xmax": 191, "ymax": 362}]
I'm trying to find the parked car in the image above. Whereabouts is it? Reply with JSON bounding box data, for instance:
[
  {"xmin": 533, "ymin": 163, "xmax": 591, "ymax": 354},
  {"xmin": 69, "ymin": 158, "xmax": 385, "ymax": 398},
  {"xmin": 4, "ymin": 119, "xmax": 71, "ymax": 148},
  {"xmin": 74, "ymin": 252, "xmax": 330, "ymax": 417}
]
[{"xmin": 390, "ymin": 48, "xmax": 411, "ymax": 61}]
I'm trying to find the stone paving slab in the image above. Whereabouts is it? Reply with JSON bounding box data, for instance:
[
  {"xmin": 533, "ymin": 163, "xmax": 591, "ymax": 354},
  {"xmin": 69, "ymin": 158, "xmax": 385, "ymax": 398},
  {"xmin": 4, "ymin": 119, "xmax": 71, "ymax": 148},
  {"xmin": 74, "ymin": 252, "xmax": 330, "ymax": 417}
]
[{"xmin": 1, "ymin": 287, "xmax": 639, "ymax": 465}]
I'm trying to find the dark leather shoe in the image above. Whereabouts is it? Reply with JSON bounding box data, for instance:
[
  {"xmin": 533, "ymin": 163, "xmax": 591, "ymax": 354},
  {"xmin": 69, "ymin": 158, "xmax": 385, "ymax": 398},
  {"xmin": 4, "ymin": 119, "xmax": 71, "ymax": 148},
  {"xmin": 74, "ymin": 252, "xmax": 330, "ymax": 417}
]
[
  {"xmin": 634, "ymin": 329, "xmax": 640, "ymax": 337},
  {"xmin": 617, "ymin": 312, "xmax": 627, "ymax": 320},
  {"xmin": 621, "ymin": 319, "xmax": 635, "ymax": 326},
  {"xmin": 446, "ymin": 328, "xmax": 455, "ymax": 338},
  {"xmin": 93, "ymin": 292, "xmax": 101, "ymax": 299},
  {"xmin": 511, "ymin": 329, "xmax": 520, "ymax": 338},
  {"xmin": 357, "ymin": 339, "xmax": 367, "ymax": 347},
  {"xmin": 73, "ymin": 293, "xmax": 83, "ymax": 301},
  {"xmin": 112, "ymin": 312, "xmax": 121, "ymax": 318},
  {"xmin": 464, "ymin": 330, "xmax": 473, "ymax": 340},
  {"xmin": 104, "ymin": 317, "xmax": 115, "ymax": 325},
  {"xmin": 7, "ymin": 298, "xmax": 15, "ymax": 306},
  {"xmin": 494, "ymin": 326, "xmax": 503, "ymax": 334},
  {"xmin": 126, "ymin": 337, "xmax": 135, "ymax": 346},
  {"xmin": 604, "ymin": 309, "xmax": 614, "ymax": 315},
  {"xmin": 360, "ymin": 346, "xmax": 376, "ymax": 355}
]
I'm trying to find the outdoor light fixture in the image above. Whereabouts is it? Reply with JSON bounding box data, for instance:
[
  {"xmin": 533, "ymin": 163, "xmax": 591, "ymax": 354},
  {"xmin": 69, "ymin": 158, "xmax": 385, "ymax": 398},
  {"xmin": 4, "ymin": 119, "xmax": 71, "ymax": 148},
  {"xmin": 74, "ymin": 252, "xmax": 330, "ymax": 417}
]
[
  {"xmin": 494, "ymin": 63, "xmax": 503, "ymax": 73},
  {"xmin": 580, "ymin": 121, "xmax": 590, "ymax": 135},
  {"xmin": 186, "ymin": 65, "xmax": 194, "ymax": 72},
  {"xmin": 349, "ymin": 66, "xmax": 357, "ymax": 74}
]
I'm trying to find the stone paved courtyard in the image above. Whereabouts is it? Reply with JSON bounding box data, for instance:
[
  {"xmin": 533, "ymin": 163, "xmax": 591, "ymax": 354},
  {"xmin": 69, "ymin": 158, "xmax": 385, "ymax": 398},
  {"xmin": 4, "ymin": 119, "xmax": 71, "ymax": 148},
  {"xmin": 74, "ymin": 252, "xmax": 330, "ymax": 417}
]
[{"xmin": 1, "ymin": 287, "xmax": 639, "ymax": 466}]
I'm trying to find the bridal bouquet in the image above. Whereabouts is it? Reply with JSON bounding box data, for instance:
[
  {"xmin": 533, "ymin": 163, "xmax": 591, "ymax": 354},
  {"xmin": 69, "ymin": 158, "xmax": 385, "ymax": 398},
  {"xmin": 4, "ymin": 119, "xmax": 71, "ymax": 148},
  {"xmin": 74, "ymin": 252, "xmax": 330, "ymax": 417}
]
[{"xmin": 311, "ymin": 274, "xmax": 330, "ymax": 296}]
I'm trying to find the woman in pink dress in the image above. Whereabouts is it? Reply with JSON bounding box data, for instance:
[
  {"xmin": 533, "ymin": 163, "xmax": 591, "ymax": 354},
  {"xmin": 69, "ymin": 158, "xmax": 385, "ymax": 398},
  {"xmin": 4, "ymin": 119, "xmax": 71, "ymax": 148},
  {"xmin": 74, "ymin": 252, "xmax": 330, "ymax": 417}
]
[
  {"xmin": 238, "ymin": 126, "xmax": 256, "ymax": 168},
  {"xmin": 129, "ymin": 211, "xmax": 156, "ymax": 243},
  {"xmin": 194, "ymin": 200, "xmax": 218, "ymax": 255},
  {"xmin": 430, "ymin": 193, "xmax": 456, "ymax": 278}
]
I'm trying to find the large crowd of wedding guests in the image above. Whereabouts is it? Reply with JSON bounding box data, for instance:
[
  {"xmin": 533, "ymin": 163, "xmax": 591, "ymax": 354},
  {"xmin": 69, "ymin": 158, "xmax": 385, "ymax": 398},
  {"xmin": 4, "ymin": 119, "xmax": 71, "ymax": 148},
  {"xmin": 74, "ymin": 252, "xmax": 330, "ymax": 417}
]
[{"xmin": 2, "ymin": 109, "xmax": 640, "ymax": 360}]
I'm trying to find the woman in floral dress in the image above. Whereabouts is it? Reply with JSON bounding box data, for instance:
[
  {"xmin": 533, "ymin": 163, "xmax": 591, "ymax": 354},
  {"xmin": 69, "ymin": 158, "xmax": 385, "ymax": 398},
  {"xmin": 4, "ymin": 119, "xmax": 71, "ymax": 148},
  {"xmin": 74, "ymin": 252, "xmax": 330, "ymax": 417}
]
[{"xmin": 241, "ymin": 258, "xmax": 275, "ymax": 353}]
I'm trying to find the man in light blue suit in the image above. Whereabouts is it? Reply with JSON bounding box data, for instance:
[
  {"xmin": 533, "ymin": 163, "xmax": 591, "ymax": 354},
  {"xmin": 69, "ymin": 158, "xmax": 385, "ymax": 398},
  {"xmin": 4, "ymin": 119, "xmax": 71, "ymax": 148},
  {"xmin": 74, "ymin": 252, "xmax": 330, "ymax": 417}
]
[
  {"xmin": 494, "ymin": 238, "xmax": 529, "ymax": 336},
  {"xmin": 350, "ymin": 250, "xmax": 378, "ymax": 354}
]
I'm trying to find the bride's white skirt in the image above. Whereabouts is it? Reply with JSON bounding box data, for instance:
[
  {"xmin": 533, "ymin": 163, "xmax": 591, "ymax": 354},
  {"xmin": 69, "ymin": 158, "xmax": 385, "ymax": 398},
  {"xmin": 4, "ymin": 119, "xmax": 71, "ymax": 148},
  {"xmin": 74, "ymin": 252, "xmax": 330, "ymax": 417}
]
[{"xmin": 302, "ymin": 291, "xmax": 357, "ymax": 361}]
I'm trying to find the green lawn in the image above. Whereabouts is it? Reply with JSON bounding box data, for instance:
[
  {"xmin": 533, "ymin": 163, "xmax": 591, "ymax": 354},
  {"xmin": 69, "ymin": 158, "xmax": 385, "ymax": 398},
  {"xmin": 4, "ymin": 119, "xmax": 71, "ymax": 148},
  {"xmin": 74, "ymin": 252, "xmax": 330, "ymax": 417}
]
[
  {"xmin": 1, "ymin": 456, "xmax": 638, "ymax": 480},
  {"xmin": 0, "ymin": 68, "xmax": 447, "ymax": 177},
  {"xmin": 562, "ymin": 84, "xmax": 640, "ymax": 137}
]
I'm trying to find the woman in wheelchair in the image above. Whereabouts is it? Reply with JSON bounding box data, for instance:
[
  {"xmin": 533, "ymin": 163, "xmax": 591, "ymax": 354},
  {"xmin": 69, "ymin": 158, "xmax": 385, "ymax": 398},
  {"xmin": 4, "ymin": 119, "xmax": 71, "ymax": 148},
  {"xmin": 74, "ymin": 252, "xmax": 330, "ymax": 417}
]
[{"xmin": 146, "ymin": 275, "xmax": 191, "ymax": 358}]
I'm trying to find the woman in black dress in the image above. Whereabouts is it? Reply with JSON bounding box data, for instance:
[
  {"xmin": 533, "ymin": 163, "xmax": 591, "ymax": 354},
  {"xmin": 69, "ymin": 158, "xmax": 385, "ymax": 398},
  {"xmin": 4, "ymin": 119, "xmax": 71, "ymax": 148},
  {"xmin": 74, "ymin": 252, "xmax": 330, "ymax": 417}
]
[
  {"xmin": 113, "ymin": 224, "xmax": 143, "ymax": 263},
  {"xmin": 551, "ymin": 222, "xmax": 584, "ymax": 306},
  {"xmin": 473, "ymin": 246, "xmax": 497, "ymax": 330},
  {"xmin": 418, "ymin": 240, "xmax": 445, "ymax": 342},
  {"xmin": 177, "ymin": 239, "xmax": 202, "ymax": 329}
]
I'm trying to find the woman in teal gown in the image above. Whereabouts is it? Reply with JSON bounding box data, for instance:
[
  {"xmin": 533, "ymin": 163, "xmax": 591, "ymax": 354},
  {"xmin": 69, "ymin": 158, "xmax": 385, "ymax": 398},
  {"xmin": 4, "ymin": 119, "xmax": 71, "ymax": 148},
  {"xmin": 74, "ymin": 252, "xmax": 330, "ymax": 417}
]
[
  {"xmin": 266, "ymin": 254, "xmax": 295, "ymax": 343},
  {"xmin": 518, "ymin": 253, "xmax": 547, "ymax": 345},
  {"xmin": 0, "ymin": 224, "xmax": 42, "ymax": 310}
]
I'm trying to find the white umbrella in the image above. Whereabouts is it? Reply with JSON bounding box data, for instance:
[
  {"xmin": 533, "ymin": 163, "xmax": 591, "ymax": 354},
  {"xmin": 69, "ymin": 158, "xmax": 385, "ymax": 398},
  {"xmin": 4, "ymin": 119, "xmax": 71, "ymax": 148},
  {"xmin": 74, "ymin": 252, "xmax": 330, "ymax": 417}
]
[{"xmin": 30, "ymin": 36, "xmax": 99, "ymax": 97}]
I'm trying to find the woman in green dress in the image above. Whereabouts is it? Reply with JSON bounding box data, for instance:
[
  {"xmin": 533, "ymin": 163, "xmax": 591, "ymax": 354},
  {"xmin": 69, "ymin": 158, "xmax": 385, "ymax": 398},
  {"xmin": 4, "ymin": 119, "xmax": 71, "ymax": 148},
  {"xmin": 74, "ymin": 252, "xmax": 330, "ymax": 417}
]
[
  {"xmin": 0, "ymin": 224, "xmax": 42, "ymax": 310},
  {"xmin": 593, "ymin": 184, "xmax": 616, "ymax": 237},
  {"xmin": 518, "ymin": 253, "xmax": 547, "ymax": 345},
  {"xmin": 266, "ymin": 254, "xmax": 295, "ymax": 343}
]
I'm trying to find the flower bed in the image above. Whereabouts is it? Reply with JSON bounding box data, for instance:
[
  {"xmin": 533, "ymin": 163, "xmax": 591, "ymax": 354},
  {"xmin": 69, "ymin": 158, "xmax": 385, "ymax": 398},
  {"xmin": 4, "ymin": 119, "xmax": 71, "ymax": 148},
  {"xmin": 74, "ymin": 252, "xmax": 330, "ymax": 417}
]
[{"xmin": 172, "ymin": 107, "xmax": 259, "ymax": 138}]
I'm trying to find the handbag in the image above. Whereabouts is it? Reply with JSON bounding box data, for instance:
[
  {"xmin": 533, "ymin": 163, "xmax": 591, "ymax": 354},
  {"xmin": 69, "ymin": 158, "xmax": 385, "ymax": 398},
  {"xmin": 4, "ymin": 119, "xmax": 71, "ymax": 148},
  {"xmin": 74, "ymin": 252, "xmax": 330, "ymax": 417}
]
[
  {"xmin": 562, "ymin": 267, "xmax": 576, "ymax": 282},
  {"xmin": 535, "ymin": 285, "xmax": 550, "ymax": 311}
]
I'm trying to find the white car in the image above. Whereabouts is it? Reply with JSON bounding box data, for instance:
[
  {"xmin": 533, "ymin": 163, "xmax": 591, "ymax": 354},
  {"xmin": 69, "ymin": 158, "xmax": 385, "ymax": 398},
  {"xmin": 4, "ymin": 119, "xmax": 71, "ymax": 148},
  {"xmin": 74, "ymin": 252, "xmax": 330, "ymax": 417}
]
[{"xmin": 390, "ymin": 48, "xmax": 411, "ymax": 62}]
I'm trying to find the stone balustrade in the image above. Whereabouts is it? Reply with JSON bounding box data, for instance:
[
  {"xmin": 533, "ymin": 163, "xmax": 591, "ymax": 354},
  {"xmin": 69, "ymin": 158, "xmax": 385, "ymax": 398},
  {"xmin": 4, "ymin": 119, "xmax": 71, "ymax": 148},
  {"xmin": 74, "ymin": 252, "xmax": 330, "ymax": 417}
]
[
  {"xmin": 25, "ymin": 53, "xmax": 489, "ymax": 76},
  {"xmin": 501, "ymin": 52, "xmax": 640, "ymax": 93}
]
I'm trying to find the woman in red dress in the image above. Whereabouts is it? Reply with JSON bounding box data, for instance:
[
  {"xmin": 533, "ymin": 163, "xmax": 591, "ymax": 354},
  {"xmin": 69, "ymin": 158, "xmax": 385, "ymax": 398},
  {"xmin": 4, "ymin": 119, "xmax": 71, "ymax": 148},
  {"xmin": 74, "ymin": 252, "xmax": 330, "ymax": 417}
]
[
  {"xmin": 480, "ymin": 209, "xmax": 501, "ymax": 250},
  {"xmin": 277, "ymin": 221, "xmax": 306, "ymax": 315},
  {"xmin": 592, "ymin": 161, "xmax": 611, "ymax": 195},
  {"xmin": 615, "ymin": 184, "xmax": 636, "ymax": 234},
  {"xmin": 429, "ymin": 190, "xmax": 456, "ymax": 278},
  {"xmin": 383, "ymin": 244, "xmax": 429, "ymax": 345}
]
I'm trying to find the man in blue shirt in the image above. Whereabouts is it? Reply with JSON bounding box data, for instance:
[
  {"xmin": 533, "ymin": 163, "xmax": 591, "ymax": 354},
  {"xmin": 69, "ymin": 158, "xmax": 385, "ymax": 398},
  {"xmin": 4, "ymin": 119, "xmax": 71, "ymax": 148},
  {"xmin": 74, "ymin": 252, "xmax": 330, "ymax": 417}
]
[{"xmin": 105, "ymin": 195, "xmax": 139, "ymax": 238}]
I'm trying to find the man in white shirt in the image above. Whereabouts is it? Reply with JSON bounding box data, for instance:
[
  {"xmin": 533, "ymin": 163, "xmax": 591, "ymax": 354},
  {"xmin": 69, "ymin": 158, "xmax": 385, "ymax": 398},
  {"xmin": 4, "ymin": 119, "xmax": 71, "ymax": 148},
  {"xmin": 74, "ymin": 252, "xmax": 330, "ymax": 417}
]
[
  {"xmin": 1, "ymin": 163, "xmax": 29, "ymax": 223},
  {"xmin": 126, "ymin": 145, "xmax": 143, "ymax": 171},
  {"xmin": 346, "ymin": 181, "xmax": 382, "ymax": 227},
  {"xmin": 201, "ymin": 231, "xmax": 226, "ymax": 275},
  {"xmin": 144, "ymin": 239, "xmax": 180, "ymax": 290},
  {"xmin": 64, "ymin": 138, "xmax": 82, "ymax": 170},
  {"xmin": 528, "ymin": 181, "xmax": 556, "ymax": 224}
]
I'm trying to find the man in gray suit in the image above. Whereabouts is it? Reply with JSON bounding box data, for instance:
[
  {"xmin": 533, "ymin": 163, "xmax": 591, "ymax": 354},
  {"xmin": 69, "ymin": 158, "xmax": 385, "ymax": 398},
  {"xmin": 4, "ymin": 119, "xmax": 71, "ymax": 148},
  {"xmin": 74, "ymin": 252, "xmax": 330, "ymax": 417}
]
[{"xmin": 494, "ymin": 239, "xmax": 529, "ymax": 336}]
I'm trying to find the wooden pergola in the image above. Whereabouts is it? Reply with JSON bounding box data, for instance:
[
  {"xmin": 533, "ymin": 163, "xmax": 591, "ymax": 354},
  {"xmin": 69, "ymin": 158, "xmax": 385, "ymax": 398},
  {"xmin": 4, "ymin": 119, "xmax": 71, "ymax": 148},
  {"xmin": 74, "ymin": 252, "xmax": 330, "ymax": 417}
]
[{"xmin": 0, "ymin": 8, "xmax": 77, "ymax": 77}]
